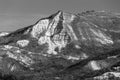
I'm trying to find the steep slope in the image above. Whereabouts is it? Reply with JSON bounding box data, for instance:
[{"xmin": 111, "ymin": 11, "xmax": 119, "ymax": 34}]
[{"xmin": 0, "ymin": 10, "xmax": 120, "ymax": 80}]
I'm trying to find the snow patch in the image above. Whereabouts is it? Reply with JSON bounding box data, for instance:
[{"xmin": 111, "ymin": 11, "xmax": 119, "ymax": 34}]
[
  {"xmin": 94, "ymin": 72, "xmax": 120, "ymax": 79},
  {"xmin": 67, "ymin": 56, "xmax": 80, "ymax": 60},
  {"xmin": 4, "ymin": 45, "xmax": 13, "ymax": 49},
  {"xmin": 89, "ymin": 61, "xmax": 101, "ymax": 70},
  {"xmin": 38, "ymin": 36, "xmax": 58, "ymax": 55},
  {"xmin": 17, "ymin": 40, "xmax": 29, "ymax": 47},
  {"xmin": 0, "ymin": 32, "xmax": 9, "ymax": 37},
  {"xmin": 31, "ymin": 19, "xmax": 49, "ymax": 38}
]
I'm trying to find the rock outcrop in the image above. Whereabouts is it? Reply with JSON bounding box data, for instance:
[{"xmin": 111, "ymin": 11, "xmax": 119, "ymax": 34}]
[{"xmin": 0, "ymin": 10, "xmax": 120, "ymax": 80}]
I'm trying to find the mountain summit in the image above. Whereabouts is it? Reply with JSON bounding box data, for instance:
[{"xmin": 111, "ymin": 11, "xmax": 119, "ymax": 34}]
[{"xmin": 0, "ymin": 10, "xmax": 120, "ymax": 80}]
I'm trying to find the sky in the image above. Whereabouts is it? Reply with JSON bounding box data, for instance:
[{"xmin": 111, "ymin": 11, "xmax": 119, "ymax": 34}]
[{"xmin": 0, "ymin": 0, "xmax": 120, "ymax": 31}]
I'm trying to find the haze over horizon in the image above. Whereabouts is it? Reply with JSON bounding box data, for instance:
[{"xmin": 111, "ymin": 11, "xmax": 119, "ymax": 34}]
[{"xmin": 0, "ymin": 0, "xmax": 120, "ymax": 31}]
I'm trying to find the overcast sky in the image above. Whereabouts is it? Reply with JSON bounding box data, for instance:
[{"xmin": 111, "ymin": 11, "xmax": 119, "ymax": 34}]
[{"xmin": 0, "ymin": 0, "xmax": 120, "ymax": 31}]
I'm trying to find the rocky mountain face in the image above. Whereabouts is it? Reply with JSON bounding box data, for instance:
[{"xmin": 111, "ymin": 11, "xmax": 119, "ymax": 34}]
[{"xmin": 0, "ymin": 10, "xmax": 120, "ymax": 80}]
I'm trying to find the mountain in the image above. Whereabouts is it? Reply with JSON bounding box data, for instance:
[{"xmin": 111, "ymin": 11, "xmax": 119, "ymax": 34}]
[{"xmin": 0, "ymin": 10, "xmax": 120, "ymax": 80}]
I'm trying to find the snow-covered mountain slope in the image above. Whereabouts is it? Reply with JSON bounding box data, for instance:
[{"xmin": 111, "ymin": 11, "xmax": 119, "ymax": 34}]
[{"xmin": 0, "ymin": 10, "xmax": 120, "ymax": 80}]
